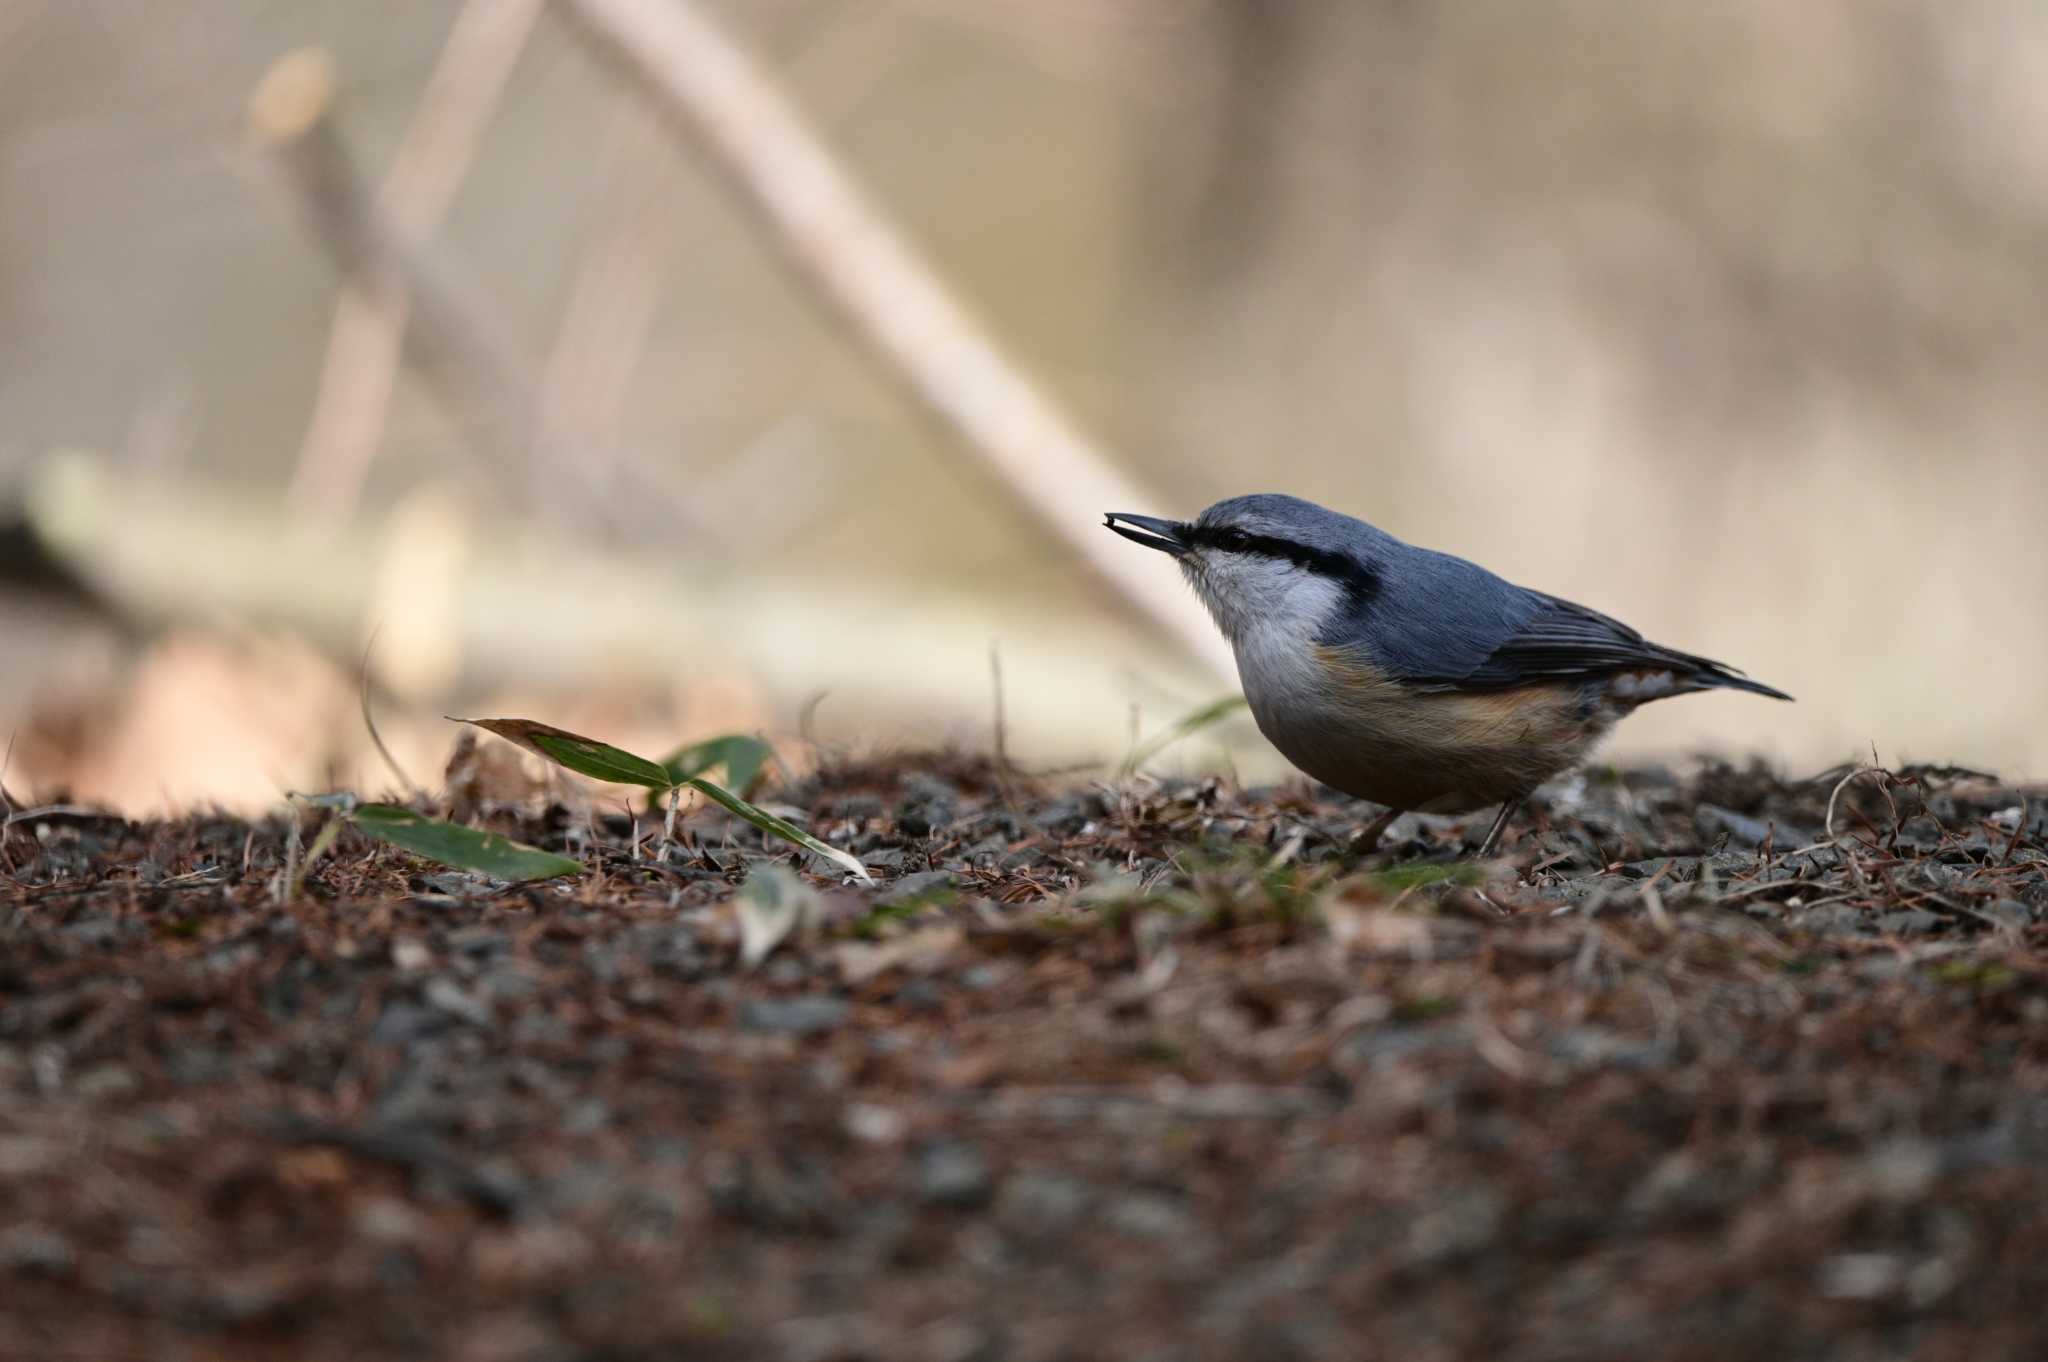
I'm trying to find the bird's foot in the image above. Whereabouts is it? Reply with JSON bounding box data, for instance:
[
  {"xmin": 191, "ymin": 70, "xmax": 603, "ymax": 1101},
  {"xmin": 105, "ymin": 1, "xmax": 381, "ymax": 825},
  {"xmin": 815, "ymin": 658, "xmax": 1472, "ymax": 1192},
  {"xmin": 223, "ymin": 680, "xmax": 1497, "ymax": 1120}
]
[
  {"xmin": 1347, "ymin": 806, "xmax": 1404, "ymax": 856},
  {"xmin": 1469, "ymin": 797, "xmax": 1527, "ymax": 860}
]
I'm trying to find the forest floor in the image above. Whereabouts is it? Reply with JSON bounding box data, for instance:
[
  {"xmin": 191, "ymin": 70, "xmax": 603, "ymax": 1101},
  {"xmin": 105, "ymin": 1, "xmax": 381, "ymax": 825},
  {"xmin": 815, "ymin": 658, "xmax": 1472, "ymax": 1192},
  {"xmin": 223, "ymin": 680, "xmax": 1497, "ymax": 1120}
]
[{"xmin": 4, "ymin": 752, "xmax": 2047, "ymax": 1362}]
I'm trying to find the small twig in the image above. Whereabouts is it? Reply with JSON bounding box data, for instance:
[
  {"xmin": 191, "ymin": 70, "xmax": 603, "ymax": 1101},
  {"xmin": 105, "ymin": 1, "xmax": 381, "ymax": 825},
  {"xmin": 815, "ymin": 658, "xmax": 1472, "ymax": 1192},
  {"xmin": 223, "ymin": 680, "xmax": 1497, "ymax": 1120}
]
[
  {"xmin": 1, "ymin": 804, "xmax": 110, "ymax": 831},
  {"xmin": 277, "ymin": 804, "xmax": 303, "ymax": 906},
  {"xmin": 1712, "ymin": 874, "xmax": 1816, "ymax": 906},
  {"xmin": 248, "ymin": 48, "xmax": 557, "ymax": 504},
  {"xmin": 1471, "ymin": 1011, "xmax": 1548, "ymax": 1081},
  {"xmin": 286, "ymin": 0, "xmax": 546, "ymax": 520},
  {"xmin": 1641, "ymin": 880, "xmax": 1673, "ymax": 934},
  {"xmin": 358, "ymin": 625, "xmax": 421, "ymax": 800},
  {"xmin": 961, "ymin": 1083, "xmax": 1336, "ymax": 1124},
  {"xmin": 1266, "ymin": 827, "xmax": 1308, "ymax": 871},
  {"xmin": 987, "ymin": 640, "xmax": 1023, "ymax": 810},
  {"xmin": 535, "ymin": 100, "xmax": 680, "ymax": 523},
  {"xmin": 989, "ymin": 641, "xmax": 1009, "ymax": 775},
  {"xmin": 1823, "ymin": 764, "xmax": 1890, "ymax": 846},
  {"xmin": 662, "ymin": 784, "xmax": 683, "ymax": 859},
  {"xmin": 1571, "ymin": 924, "xmax": 1603, "ymax": 982},
  {"xmin": 1999, "ymin": 796, "xmax": 2029, "ymax": 867},
  {"xmin": 0, "ymin": 730, "xmax": 17, "ymax": 866}
]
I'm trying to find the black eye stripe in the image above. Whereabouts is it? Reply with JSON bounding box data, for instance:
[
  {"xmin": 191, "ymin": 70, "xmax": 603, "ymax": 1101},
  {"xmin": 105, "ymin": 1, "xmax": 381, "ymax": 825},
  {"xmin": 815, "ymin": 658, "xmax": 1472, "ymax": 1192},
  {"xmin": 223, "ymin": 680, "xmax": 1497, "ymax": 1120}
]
[{"xmin": 1185, "ymin": 524, "xmax": 1381, "ymax": 604}]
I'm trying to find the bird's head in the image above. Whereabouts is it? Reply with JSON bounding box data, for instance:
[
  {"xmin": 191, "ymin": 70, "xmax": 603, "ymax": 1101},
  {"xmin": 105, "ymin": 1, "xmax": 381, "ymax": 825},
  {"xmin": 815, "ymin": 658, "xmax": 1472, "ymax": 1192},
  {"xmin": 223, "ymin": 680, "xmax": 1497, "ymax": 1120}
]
[{"xmin": 1104, "ymin": 494, "xmax": 1383, "ymax": 645}]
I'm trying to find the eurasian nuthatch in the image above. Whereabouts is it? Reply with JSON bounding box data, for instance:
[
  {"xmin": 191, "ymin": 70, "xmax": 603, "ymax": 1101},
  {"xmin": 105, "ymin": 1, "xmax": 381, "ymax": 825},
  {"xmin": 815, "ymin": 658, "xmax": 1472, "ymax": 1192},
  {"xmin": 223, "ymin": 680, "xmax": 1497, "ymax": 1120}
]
[{"xmin": 1106, "ymin": 494, "xmax": 1790, "ymax": 855}]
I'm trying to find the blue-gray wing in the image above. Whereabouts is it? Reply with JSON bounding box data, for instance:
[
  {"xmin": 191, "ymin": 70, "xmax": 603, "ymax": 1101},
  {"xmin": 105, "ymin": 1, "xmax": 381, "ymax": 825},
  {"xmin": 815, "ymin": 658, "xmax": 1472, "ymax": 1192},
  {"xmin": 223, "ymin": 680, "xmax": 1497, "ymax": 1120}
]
[{"xmin": 1320, "ymin": 546, "xmax": 1789, "ymax": 699}]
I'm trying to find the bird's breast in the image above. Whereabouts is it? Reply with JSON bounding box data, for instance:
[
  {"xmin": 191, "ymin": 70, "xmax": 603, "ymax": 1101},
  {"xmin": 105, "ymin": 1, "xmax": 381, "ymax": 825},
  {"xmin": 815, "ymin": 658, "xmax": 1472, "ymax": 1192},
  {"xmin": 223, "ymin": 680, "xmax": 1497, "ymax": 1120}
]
[{"xmin": 1235, "ymin": 642, "xmax": 1613, "ymax": 812}]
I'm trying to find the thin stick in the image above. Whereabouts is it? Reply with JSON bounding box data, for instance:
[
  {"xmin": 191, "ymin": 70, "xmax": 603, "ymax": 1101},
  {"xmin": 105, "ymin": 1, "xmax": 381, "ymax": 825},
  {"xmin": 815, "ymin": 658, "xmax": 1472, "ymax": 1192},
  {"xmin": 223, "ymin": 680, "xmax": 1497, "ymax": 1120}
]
[
  {"xmin": 0, "ymin": 731, "xmax": 17, "ymax": 871},
  {"xmin": 989, "ymin": 641, "xmax": 1009, "ymax": 772},
  {"xmin": 555, "ymin": 0, "xmax": 1233, "ymax": 680},
  {"xmin": 535, "ymin": 102, "xmax": 677, "ymax": 517},
  {"xmin": 3, "ymin": 805, "xmax": 107, "ymax": 831},
  {"xmin": 287, "ymin": 0, "xmax": 546, "ymax": 520},
  {"xmin": 248, "ymin": 49, "xmax": 548, "ymax": 500},
  {"xmin": 1998, "ymin": 796, "xmax": 2029, "ymax": 867},
  {"xmin": 358, "ymin": 625, "xmax": 422, "ymax": 800},
  {"xmin": 1823, "ymin": 765, "xmax": 1887, "ymax": 845},
  {"xmin": 277, "ymin": 803, "xmax": 303, "ymax": 907}
]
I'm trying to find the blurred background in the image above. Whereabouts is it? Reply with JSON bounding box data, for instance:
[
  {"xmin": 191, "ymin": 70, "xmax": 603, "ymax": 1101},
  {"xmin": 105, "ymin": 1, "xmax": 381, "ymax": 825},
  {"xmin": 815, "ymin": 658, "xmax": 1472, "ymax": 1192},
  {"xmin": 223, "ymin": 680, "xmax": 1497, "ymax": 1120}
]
[{"xmin": 3, "ymin": 0, "xmax": 2043, "ymax": 815}]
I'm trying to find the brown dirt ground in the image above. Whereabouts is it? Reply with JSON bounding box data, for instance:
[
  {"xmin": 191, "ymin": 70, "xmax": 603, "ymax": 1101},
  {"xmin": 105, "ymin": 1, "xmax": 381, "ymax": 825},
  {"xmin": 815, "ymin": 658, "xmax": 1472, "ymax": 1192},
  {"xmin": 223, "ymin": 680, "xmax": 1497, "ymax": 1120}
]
[{"xmin": 4, "ymin": 753, "xmax": 2047, "ymax": 1362}]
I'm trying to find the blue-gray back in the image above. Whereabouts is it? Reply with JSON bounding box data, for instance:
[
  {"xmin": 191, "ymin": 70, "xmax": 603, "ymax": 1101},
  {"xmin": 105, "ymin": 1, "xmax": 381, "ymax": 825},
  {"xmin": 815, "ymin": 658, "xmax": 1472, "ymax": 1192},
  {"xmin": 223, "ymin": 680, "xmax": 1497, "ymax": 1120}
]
[{"xmin": 1203, "ymin": 495, "xmax": 1785, "ymax": 698}]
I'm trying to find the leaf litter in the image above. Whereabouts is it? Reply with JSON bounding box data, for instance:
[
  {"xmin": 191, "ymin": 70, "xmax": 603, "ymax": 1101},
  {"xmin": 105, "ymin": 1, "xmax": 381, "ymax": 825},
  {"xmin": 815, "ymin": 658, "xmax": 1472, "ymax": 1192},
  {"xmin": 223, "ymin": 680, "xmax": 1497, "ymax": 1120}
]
[{"xmin": 1, "ymin": 752, "xmax": 2046, "ymax": 1360}]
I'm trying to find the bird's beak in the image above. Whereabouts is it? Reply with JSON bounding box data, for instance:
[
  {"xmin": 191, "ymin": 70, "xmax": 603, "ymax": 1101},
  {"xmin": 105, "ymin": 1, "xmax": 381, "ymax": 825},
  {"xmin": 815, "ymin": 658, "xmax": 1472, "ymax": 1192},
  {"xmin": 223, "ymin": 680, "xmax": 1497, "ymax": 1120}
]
[{"xmin": 1103, "ymin": 512, "xmax": 1189, "ymax": 556}]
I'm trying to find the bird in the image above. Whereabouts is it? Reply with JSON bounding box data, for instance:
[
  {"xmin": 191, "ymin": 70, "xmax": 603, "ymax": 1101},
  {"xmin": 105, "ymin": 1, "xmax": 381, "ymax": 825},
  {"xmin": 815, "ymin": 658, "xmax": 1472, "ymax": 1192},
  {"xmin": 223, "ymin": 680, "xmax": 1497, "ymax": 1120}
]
[{"xmin": 1105, "ymin": 494, "xmax": 1790, "ymax": 857}]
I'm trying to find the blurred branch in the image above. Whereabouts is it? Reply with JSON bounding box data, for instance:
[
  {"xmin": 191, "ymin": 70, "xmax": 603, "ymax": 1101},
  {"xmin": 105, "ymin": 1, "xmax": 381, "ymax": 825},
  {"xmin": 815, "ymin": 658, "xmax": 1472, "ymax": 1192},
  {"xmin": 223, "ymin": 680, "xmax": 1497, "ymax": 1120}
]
[
  {"xmin": 247, "ymin": 48, "xmax": 563, "ymax": 511},
  {"xmin": 284, "ymin": 0, "xmax": 545, "ymax": 520},
  {"xmin": 536, "ymin": 104, "xmax": 675, "ymax": 509},
  {"xmin": 25, "ymin": 455, "xmax": 1230, "ymax": 765},
  {"xmin": 555, "ymin": 0, "xmax": 1234, "ymax": 679}
]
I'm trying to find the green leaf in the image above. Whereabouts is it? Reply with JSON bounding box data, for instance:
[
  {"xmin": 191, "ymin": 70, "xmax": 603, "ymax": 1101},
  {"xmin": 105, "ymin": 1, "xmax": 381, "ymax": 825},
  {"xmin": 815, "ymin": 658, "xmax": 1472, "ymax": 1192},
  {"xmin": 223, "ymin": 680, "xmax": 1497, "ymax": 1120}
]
[
  {"xmin": 1362, "ymin": 862, "xmax": 1483, "ymax": 893},
  {"xmin": 1121, "ymin": 695, "xmax": 1250, "ymax": 776},
  {"xmin": 353, "ymin": 803, "xmax": 582, "ymax": 882},
  {"xmin": 456, "ymin": 717, "xmax": 867, "ymax": 881},
  {"xmin": 661, "ymin": 734, "xmax": 775, "ymax": 796},
  {"xmin": 685, "ymin": 776, "xmax": 872, "ymax": 883},
  {"xmin": 458, "ymin": 718, "xmax": 674, "ymax": 791}
]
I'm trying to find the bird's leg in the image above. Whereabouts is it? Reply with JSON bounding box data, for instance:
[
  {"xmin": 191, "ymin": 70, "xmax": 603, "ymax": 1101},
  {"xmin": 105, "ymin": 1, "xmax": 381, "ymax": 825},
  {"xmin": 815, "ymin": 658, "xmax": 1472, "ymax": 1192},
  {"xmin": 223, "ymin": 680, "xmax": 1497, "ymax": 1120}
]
[
  {"xmin": 1472, "ymin": 797, "xmax": 1524, "ymax": 859},
  {"xmin": 1348, "ymin": 805, "xmax": 1404, "ymax": 855}
]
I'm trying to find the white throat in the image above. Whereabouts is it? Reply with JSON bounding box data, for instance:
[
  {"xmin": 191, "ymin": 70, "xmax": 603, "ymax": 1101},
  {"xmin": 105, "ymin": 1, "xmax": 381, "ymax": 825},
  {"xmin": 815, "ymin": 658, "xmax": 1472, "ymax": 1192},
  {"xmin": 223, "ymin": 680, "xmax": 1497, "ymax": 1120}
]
[{"xmin": 1181, "ymin": 557, "xmax": 1346, "ymax": 701}]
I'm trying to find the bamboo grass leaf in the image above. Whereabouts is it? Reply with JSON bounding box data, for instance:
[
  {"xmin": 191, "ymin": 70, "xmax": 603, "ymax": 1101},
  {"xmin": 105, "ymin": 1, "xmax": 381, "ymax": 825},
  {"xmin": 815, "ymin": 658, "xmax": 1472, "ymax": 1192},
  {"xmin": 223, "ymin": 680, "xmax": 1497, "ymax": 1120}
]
[{"xmin": 353, "ymin": 802, "xmax": 582, "ymax": 882}]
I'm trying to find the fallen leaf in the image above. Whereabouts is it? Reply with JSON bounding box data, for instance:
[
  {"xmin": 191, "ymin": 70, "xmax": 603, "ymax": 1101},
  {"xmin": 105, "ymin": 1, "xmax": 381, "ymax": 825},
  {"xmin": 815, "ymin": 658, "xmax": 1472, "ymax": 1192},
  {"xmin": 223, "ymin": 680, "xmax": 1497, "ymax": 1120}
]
[{"xmin": 834, "ymin": 924, "xmax": 965, "ymax": 985}]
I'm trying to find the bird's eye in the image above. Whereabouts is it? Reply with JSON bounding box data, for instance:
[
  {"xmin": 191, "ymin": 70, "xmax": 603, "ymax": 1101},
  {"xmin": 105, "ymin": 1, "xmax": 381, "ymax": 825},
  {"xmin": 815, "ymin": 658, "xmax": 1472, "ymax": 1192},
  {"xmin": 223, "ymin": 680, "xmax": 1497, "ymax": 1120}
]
[{"xmin": 1214, "ymin": 529, "xmax": 1249, "ymax": 552}]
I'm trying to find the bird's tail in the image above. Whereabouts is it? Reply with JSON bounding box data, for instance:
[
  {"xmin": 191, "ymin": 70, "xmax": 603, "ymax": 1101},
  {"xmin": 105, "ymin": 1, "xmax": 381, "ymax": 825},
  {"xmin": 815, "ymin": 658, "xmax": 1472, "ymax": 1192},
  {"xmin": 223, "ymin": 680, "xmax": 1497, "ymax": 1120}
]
[{"xmin": 1690, "ymin": 663, "xmax": 1793, "ymax": 702}]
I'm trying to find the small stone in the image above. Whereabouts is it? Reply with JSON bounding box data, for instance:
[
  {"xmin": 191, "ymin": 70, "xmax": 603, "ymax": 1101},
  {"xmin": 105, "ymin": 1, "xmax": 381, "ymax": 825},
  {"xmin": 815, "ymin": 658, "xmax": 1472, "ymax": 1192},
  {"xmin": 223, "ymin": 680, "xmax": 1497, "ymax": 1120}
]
[
  {"xmin": 370, "ymin": 1001, "xmax": 450, "ymax": 1046},
  {"xmin": 1694, "ymin": 804, "xmax": 1776, "ymax": 848},
  {"xmin": 1987, "ymin": 899, "xmax": 2033, "ymax": 927},
  {"xmin": 1820, "ymin": 1252, "xmax": 1902, "ymax": 1299},
  {"xmin": 1792, "ymin": 904, "xmax": 1871, "ymax": 936},
  {"xmin": 916, "ymin": 1141, "xmax": 992, "ymax": 1208},
  {"xmin": 424, "ymin": 977, "xmax": 493, "ymax": 1026},
  {"xmin": 1035, "ymin": 797, "xmax": 1094, "ymax": 835},
  {"xmin": 878, "ymin": 869, "xmax": 956, "ymax": 905},
  {"xmin": 761, "ymin": 958, "xmax": 810, "ymax": 987},
  {"xmin": 73, "ymin": 1063, "xmax": 138, "ymax": 1101},
  {"xmin": 831, "ymin": 794, "xmax": 887, "ymax": 821},
  {"xmin": 445, "ymin": 927, "xmax": 508, "ymax": 956},
  {"xmin": 0, "ymin": 1226, "xmax": 75, "ymax": 1276},
  {"xmin": 0, "ymin": 1136, "xmax": 64, "ymax": 1176},
  {"xmin": 997, "ymin": 1172, "xmax": 1093, "ymax": 1234},
  {"xmin": 352, "ymin": 1196, "xmax": 427, "ymax": 1244},
  {"xmin": 844, "ymin": 1103, "xmax": 906, "ymax": 1144},
  {"xmin": 1401, "ymin": 1188, "xmax": 1503, "ymax": 1264},
  {"xmin": 739, "ymin": 995, "xmax": 849, "ymax": 1035},
  {"xmin": 959, "ymin": 964, "xmax": 1010, "ymax": 992},
  {"xmin": 1104, "ymin": 1191, "xmax": 1189, "ymax": 1239},
  {"xmin": 1877, "ymin": 909, "xmax": 1941, "ymax": 935},
  {"xmin": 896, "ymin": 777, "xmax": 961, "ymax": 838},
  {"xmin": 1864, "ymin": 1138, "xmax": 1940, "ymax": 1201}
]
